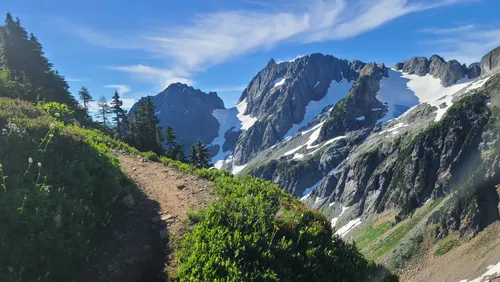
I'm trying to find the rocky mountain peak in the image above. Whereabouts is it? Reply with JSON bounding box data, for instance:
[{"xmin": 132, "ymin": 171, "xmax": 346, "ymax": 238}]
[
  {"xmin": 481, "ymin": 46, "xmax": 500, "ymax": 75},
  {"xmin": 393, "ymin": 55, "xmax": 480, "ymax": 86}
]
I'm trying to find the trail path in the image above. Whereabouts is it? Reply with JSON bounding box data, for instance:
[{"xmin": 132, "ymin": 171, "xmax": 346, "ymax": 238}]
[{"xmin": 78, "ymin": 152, "xmax": 215, "ymax": 282}]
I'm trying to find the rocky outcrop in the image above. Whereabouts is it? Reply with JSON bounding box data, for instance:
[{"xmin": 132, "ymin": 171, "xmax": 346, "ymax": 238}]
[
  {"xmin": 131, "ymin": 83, "xmax": 224, "ymax": 151},
  {"xmin": 396, "ymin": 55, "xmax": 480, "ymax": 86},
  {"xmin": 318, "ymin": 63, "xmax": 387, "ymax": 142},
  {"xmin": 232, "ymin": 54, "xmax": 368, "ymax": 165},
  {"xmin": 481, "ymin": 46, "xmax": 500, "ymax": 75}
]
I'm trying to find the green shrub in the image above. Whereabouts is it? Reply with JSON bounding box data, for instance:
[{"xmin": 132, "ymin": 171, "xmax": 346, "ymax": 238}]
[
  {"xmin": 174, "ymin": 173, "xmax": 381, "ymax": 282},
  {"xmin": 0, "ymin": 98, "xmax": 133, "ymax": 281},
  {"xmin": 143, "ymin": 151, "xmax": 160, "ymax": 162},
  {"xmin": 37, "ymin": 101, "xmax": 76, "ymax": 125},
  {"xmin": 434, "ymin": 234, "xmax": 460, "ymax": 256}
]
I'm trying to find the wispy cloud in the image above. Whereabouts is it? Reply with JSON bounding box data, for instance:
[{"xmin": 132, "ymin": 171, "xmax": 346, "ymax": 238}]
[
  {"xmin": 106, "ymin": 65, "xmax": 193, "ymax": 90},
  {"xmin": 69, "ymin": 0, "xmax": 463, "ymax": 88},
  {"xmin": 420, "ymin": 24, "xmax": 500, "ymax": 64},
  {"xmin": 103, "ymin": 84, "xmax": 131, "ymax": 95},
  {"xmin": 66, "ymin": 77, "xmax": 88, "ymax": 83}
]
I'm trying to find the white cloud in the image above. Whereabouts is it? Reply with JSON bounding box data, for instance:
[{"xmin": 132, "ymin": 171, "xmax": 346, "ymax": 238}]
[
  {"xmin": 66, "ymin": 77, "xmax": 88, "ymax": 82},
  {"xmin": 70, "ymin": 0, "xmax": 463, "ymax": 87},
  {"xmin": 420, "ymin": 24, "xmax": 500, "ymax": 64},
  {"xmin": 103, "ymin": 84, "xmax": 131, "ymax": 95},
  {"xmin": 106, "ymin": 65, "xmax": 193, "ymax": 91}
]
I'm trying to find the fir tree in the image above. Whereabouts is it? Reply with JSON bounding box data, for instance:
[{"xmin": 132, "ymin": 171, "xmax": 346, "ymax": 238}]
[
  {"xmin": 165, "ymin": 126, "xmax": 185, "ymax": 161},
  {"xmin": 96, "ymin": 95, "xmax": 111, "ymax": 127},
  {"xmin": 196, "ymin": 140, "xmax": 211, "ymax": 168},
  {"xmin": 128, "ymin": 97, "xmax": 163, "ymax": 154},
  {"xmin": 78, "ymin": 86, "xmax": 93, "ymax": 110},
  {"xmin": 110, "ymin": 90, "xmax": 127, "ymax": 138},
  {"xmin": 189, "ymin": 145, "xmax": 199, "ymax": 166}
]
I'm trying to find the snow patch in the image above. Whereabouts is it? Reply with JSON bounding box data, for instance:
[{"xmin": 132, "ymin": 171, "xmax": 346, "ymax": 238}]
[
  {"xmin": 284, "ymin": 79, "xmax": 354, "ymax": 138},
  {"xmin": 404, "ymin": 74, "xmax": 471, "ymax": 121},
  {"xmin": 313, "ymin": 81, "xmax": 321, "ymax": 89},
  {"xmin": 355, "ymin": 116, "xmax": 365, "ymax": 121},
  {"xmin": 330, "ymin": 206, "xmax": 349, "ymax": 228},
  {"xmin": 328, "ymin": 202, "xmax": 336, "ymax": 207},
  {"xmin": 376, "ymin": 70, "xmax": 473, "ymax": 123},
  {"xmin": 372, "ymin": 108, "xmax": 382, "ymax": 111},
  {"xmin": 273, "ymin": 77, "xmax": 286, "ymax": 88},
  {"xmin": 335, "ymin": 218, "xmax": 362, "ymax": 237},
  {"xmin": 210, "ymin": 108, "xmax": 241, "ymax": 164},
  {"xmin": 300, "ymin": 179, "xmax": 323, "ymax": 201},
  {"xmin": 459, "ymin": 261, "xmax": 500, "ymax": 282},
  {"xmin": 236, "ymin": 99, "xmax": 258, "ymax": 130},
  {"xmin": 232, "ymin": 164, "xmax": 247, "ymax": 174}
]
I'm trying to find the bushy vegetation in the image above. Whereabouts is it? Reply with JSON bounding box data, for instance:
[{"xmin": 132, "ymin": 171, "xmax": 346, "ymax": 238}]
[
  {"xmin": 0, "ymin": 98, "xmax": 135, "ymax": 281},
  {"xmin": 169, "ymin": 168, "xmax": 391, "ymax": 281},
  {"xmin": 434, "ymin": 234, "xmax": 460, "ymax": 256}
]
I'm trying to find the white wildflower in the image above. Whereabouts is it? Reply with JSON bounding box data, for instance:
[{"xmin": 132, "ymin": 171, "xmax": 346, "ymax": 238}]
[
  {"xmin": 50, "ymin": 123, "xmax": 55, "ymax": 128},
  {"xmin": 29, "ymin": 157, "xmax": 33, "ymax": 164},
  {"xmin": 55, "ymin": 113, "xmax": 60, "ymax": 117},
  {"xmin": 49, "ymin": 134, "xmax": 54, "ymax": 138},
  {"xmin": 38, "ymin": 162, "xmax": 42, "ymax": 168},
  {"xmin": 0, "ymin": 163, "xmax": 2, "ymax": 168},
  {"xmin": 44, "ymin": 187, "xmax": 50, "ymax": 193}
]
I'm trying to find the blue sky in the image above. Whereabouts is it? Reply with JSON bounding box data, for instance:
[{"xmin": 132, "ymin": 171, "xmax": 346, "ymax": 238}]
[{"xmin": 2, "ymin": 0, "xmax": 499, "ymax": 109}]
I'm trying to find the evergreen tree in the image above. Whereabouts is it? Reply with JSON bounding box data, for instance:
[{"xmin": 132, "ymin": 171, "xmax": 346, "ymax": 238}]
[
  {"xmin": 128, "ymin": 97, "xmax": 163, "ymax": 154},
  {"xmin": 196, "ymin": 140, "xmax": 211, "ymax": 168},
  {"xmin": 189, "ymin": 145, "xmax": 199, "ymax": 166},
  {"xmin": 96, "ymin": 95, "xmax": 111, "ymax": 127},
  {"xmin": 0, "ymin": 14, "xmax": 80, "ymax": 112},
  {"xmin": 78, "ymin": 87, "xmax": 93, "ymax": 110},
  {"xmin": 110, "ymin": 90, "xmax": 127, "ymax": 138},
  {"xmin": 165, "ymin": 126, "xmax": 185, "ymax": 161}
]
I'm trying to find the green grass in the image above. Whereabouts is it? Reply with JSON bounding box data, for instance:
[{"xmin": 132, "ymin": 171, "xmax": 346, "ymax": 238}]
[
  {"xmin": 355, "ymin": 221, "xmax": 393, "ymax": 250},
  {"xmin": 434, "ymin": 234, "xmax": 460, "ymax": 256},
  {"xmin": 0, "ymin": 98, "xmax": 135, "ymax": 281},
  {"xmin": 363, "ymin": 199, "xmax": 442, "ymax": 262}
]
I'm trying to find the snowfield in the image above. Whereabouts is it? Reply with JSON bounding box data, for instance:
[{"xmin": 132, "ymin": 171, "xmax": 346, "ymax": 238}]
[
  {"xmin": 335, "ymin": 218, "xmax": 362, "ymax": 237},
  {"xmin": 377, "ymin": 70, "xmax": 475, "ymax": 123},
  {"xmin": 210, "ymin": 108, "xmax": 241, "ymax": 164},
  {"xmin": 284, "ymin": 78, "xmax": 354, "ymax": 138},
  {"xmin": 236, "ymin": 99, "xmax": 258, "ymax": 130}
]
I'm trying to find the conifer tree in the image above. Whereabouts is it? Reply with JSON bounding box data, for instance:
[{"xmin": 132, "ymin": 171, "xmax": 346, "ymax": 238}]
[
  {"xmin": 165, "ymin": 126, "xmax": 186, "ymax": 161},
  {"xmin": 196, "ymin": 140, "xmax": 211, "ymax": 168},
  {"xmin": 128, "ymin": 97, "xmax": 163, "ymax": 154},
  {"xmin": 110, "ymin": 90, "xmax": 127, "ymax": 138},
  {"xmin": 189, "ymin": 145, "xmax": 199, "ymax": 166},
  {"xmin": 78, "ymin": 86, "xmax": 93, "ymax": 110},
  {"xmin": 96, "ymin": 95, "xmax": 111, "ymax": 127}
]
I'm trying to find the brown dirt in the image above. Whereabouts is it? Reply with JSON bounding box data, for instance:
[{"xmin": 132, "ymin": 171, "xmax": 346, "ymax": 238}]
[
  {"xmin": 116, "ymin": 152, "xmax": 216, "ymax": 279},
  {"xmin": 401, "ymin": 221, "xmax": 500, "ymax": 282},
  {"xmin": 77, "ymin": 152, "xmax": 216, "ymax": 282}
]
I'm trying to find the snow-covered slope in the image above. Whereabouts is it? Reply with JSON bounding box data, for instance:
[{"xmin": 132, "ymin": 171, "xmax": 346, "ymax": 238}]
[
  {"xmin": 284, "ymin": 79, "xmax": 354, "ymax": 138},
  {"xmin": 210, "ymin": 107, "xmax": 240, "ymax": 166}
]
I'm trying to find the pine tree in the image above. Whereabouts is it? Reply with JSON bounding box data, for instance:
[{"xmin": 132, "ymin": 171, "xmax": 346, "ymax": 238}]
[
  {"xmin": 189, "ymin": 145, "xmax": 199, "ymax": 166},
  {"xmin": 78, "ymin": 87, "xmax": 93, "ymax": 110},
  {"xmin": 128, "ymin": 97, "xmax": 163, "ymax": 154},
  {"xmin": 110, "ymin": 90, "xmax": 127, "ymax": 138},
  {"xmin": 96, "ymin": 95, "xmax": 111, "ymax": 127},
  {"xmin": 196, "ymin": 140, "xmax": 211, "ymax": 168},
  {"xmin": 165, "ymin": 126, "xmax": 184, "ymax": 160}
]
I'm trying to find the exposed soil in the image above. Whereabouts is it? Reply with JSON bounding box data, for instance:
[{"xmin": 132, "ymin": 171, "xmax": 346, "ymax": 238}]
[
  {"xmin": 402, "ymin": 221, "xmax": 500, "ymax": 282},
  {"xmin": 77, "ymin": 152, "xmax": 216, "ymax": 282}
]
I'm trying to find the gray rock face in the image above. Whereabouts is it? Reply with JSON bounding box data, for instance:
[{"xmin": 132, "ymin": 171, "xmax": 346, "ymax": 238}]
[
  {"xmin": 318, "ymin": 63, "xmax": 387, "ymax": 142},
  {"xmin": 396, "ymin": 55, "xmax": 480, "ymax": 86},
  {"xmin": 481, "ymin": 46, "xmax": 500, "ymax": 75},
  {"xmin": 467, "ymin": 63, "xmax": 481, "ymax": 79},
  {"xmin": 131, "ymin": 83, "xmax": 224, "ymax": 151},
  {"xmin": 402, "ymin": 57, "xmax": 429, "ymax": 76},
  {"xmin": 232, "ymin": 54, "xmax": 368, "ymax": 165}
]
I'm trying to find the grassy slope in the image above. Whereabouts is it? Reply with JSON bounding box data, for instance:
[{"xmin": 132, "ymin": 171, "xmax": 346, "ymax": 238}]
[{"xmin": 0, "ymin": 98, "xmax": 397, "ymax": 282}]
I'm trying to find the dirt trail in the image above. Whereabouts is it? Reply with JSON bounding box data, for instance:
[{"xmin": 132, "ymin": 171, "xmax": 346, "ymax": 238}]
[
  {"xmin": 117, "ymin": 153, "xmax": 215, "ymax": 236},
  {"xmin": 78, "ymin": 152, "xmax": 216, "ymax": 282},
  {"xmin": 116, "ymin": 152, "xmax": 216, "ymax": 278}
]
